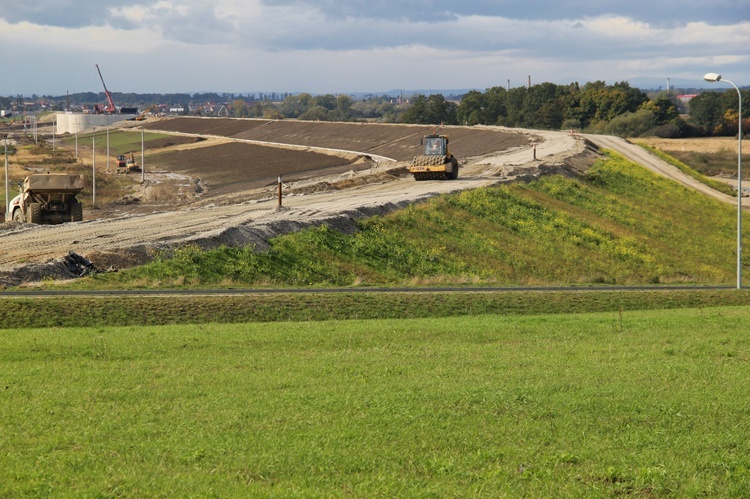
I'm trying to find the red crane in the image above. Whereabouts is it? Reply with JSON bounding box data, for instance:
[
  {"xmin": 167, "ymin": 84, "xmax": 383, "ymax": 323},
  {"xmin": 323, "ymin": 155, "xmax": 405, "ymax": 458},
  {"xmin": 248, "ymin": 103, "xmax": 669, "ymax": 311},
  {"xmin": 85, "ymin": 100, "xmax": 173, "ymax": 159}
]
[{"xmin": 95, "ymin": 64, "xmax": 116, "ymax": 113}]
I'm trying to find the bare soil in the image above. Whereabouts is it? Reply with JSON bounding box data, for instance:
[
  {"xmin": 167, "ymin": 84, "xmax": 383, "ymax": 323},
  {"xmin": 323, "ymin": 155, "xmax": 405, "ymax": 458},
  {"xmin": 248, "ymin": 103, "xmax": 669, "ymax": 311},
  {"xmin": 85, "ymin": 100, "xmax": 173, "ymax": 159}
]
[{"xmin": 146, "ymin": 118, "xmax": 530, "ymax": 162}]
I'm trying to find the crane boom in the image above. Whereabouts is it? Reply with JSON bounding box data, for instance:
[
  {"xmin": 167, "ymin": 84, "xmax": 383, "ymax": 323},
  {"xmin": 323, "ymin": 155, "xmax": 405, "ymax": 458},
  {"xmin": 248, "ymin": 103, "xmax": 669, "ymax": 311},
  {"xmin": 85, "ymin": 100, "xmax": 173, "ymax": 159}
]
[{"xmin": 95, "ymin": 64, "xmax": 116, "ymax": 113}]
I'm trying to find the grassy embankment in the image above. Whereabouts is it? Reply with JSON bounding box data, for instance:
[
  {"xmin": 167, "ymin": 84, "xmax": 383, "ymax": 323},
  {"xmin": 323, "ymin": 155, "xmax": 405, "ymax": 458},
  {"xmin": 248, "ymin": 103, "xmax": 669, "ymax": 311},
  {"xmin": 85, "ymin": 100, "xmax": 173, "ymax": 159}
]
[
  {"xmin": 2, "ymin": 307, "xmax": 749, "ymax": 496},
  {"xmin": 69, "ymin": 149, "xmax": 747, "ymax": 289}
]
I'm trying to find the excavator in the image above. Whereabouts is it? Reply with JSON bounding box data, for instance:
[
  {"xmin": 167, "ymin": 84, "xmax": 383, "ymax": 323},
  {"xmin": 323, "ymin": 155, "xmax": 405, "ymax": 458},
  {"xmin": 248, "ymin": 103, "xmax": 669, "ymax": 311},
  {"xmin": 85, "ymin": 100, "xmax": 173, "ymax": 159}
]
[{"xmin": 116, "ymin": 152, "xmax": 141, "ymax": 174}]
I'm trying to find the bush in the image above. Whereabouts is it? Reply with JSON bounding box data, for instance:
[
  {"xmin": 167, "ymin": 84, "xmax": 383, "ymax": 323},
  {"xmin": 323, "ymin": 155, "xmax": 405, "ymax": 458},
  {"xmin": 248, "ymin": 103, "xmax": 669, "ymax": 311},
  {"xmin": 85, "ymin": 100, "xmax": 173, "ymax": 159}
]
[
  {"xmin": 644, "ymin": 123, "xmax": 682, "ymax": 138},
  {"xmin": 604, "ymin": 110, "xmax": 656, "ymax": 138}
]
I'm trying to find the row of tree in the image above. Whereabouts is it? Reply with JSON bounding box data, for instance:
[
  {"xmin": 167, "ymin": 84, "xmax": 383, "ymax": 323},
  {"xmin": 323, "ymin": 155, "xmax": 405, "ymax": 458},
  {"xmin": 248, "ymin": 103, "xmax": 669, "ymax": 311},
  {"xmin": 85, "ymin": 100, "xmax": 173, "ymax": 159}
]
[
  {"xmin": 398, "ymin": 81, "xmax": 747, "ymax": 138},
  {"xmin": 4, "ymin": 82, "xmax": 746, "ymax": 138},
  {"xmin": 232, "ymin": 82, "xmax": 746, "ymax": 138},
  {"xmin": 230, "ymin": 93, "xmax": 400, "ymax": 122}
]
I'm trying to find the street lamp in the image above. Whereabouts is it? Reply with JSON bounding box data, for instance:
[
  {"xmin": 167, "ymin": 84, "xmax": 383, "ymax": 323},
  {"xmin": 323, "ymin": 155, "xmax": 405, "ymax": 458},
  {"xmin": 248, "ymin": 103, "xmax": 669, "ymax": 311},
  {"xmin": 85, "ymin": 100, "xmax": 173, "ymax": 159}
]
[
  {"xmin": 4, "ymin": 134, "xmax": 8, "ymax": 222},
  {"xmin": 92, "ymin": 128, "xmax": 97, "ymax": 208},
  {"xmin": 704, "ymin": 72, "xmax": 743, "ymax": 289}
]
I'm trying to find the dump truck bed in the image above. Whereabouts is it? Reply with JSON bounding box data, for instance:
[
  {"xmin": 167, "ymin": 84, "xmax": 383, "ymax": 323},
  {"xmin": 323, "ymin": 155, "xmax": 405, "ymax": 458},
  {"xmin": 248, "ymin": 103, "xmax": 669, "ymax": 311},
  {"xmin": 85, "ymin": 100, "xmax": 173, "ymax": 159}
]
[{"xmin": 24, "ymin": 174, "xmax": 85, "ymax": 194}]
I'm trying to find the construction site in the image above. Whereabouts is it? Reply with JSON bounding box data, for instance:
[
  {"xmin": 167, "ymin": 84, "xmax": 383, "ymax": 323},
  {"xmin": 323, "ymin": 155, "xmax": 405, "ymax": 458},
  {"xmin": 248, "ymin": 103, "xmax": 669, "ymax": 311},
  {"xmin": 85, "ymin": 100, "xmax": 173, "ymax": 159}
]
[{"xmin": 1, "ymin": 114, "xmax": 608, "ymax": 284}]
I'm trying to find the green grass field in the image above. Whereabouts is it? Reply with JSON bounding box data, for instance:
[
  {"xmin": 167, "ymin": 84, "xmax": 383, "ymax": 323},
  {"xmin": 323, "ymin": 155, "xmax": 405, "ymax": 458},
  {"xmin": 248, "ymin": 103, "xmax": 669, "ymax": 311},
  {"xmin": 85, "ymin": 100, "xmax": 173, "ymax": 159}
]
[
  {"xmin": 2, "ymin": 307, "xmax": 749, "ymax": 496},
  {"xmin": 59, "ymin": 130, "xmax": 173, "ymax": 156}
]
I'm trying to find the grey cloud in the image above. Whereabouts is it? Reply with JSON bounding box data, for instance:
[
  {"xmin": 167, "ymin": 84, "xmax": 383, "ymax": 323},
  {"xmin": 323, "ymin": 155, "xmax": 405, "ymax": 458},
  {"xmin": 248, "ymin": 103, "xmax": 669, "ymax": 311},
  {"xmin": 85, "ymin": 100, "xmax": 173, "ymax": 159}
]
[
  {"xmin": 260, "ymin": 0, "xmax": 749, "ymax": 26},
  {"xmin": 0, "ymin": 0, "xmax": 132, "ymax": 27}
]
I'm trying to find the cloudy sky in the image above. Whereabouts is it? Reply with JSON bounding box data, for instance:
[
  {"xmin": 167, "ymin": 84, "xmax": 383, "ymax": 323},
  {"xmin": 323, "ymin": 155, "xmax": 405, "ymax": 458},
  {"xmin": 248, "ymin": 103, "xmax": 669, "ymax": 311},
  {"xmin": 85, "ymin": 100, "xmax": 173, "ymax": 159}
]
[{"xmin": 1, "ymin": 0, "xmax": 748, "ymax": 96}]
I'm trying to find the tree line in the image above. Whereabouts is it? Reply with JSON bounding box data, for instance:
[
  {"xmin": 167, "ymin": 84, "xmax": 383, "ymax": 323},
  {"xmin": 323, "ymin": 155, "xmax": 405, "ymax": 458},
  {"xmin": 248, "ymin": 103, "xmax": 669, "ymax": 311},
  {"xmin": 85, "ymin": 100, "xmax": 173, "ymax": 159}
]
[
  {"xmin": 4, "ymin": 82, "xmax": 746, "ymax": 139},
  {"xmin": 399, "ymin": 81, "xmax": 748, "ymax": 139},
  {"xmin": 243, "ymin": 82, "xmax": 747, "ymax": 138}
]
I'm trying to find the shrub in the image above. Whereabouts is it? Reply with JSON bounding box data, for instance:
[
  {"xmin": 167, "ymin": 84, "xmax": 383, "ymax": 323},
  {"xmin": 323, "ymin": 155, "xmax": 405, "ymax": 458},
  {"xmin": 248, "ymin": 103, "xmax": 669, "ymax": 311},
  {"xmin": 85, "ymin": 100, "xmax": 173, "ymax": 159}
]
[{"xmin": 644, "ymin": 123, "xmax": 682, "ymax": 138}]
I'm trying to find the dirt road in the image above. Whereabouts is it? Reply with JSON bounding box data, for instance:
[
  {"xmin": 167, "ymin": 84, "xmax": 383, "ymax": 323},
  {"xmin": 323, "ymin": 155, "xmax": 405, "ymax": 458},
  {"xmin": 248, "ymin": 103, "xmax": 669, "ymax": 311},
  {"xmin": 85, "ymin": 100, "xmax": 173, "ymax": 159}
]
[{"xmin": 0, "ymin": 125, "xmax": 732, "ymax": 285}]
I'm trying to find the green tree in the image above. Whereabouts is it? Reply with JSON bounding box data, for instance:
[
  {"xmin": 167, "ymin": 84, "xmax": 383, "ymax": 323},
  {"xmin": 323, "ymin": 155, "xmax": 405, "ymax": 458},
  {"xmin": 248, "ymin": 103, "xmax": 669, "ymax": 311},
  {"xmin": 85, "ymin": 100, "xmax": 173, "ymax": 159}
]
[
  {"xmin": 504, "ymin": 88, "xmax": 526, "ymax": 127},
  {"xmin": 299, "ymin": 105, "xmax": 329, "ymax": 121},
  {"xmin": 335, "ymin": 94, "xmax": 354, "ymax": 121},
  {"xmin": 523, "ymin": 83, "xmax": 565, "ymax": 129},
  {"xmin": 399, "ymin": 94, "xmax": 429, "ymax": 124},
  {"xmin": 312, "ymin": 94, "xmax": 337, "ymax": 110},
  {"xmin": 232, "ymin": 99, "xmax": 249, "ymax": 118},
  {"xmin": 456, "ymin": 90, "xmax": 487, "ymax": 125},
  {"xmin": 400, "ymin": 94, "xmax": 458, "ymax": 125},
  {"xmin": 689, "ymin": 92, "xmax": 724, "ymax": 133},
  {"xmin": 484, "ymin": 86, "xmax": 507, "ymax": 125},
  {"xmin": 641, "ymin": 98, "xmax": 679, "ymax": 125},
  {"xmin": 279, "ymin": 93, "xmax": 312, "ymax": 118}
]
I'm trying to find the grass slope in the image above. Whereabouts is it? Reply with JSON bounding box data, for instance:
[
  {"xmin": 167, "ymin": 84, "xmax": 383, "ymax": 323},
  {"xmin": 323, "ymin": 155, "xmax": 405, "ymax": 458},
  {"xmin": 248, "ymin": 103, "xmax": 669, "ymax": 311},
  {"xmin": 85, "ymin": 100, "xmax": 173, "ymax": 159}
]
[
  {"xmin": 2, "ymin": 308, "xmax": 749, "ymax": 496},
  {"xmin": 73, "ymin": 150, "xmax": 748, "ymax": 289}
]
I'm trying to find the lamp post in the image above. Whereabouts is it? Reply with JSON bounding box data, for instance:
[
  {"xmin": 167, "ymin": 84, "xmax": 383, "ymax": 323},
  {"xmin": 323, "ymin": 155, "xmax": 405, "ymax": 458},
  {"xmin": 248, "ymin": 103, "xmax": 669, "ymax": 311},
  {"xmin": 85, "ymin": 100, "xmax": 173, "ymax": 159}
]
[
  {"xmin": 92, "ymin": 128, "xmax": 97, "ymax": 208},
  {"xmin": 4, "ymin": 134, "xmax": 8, "ymax": 222},
  {"xmin": 704, "ymin": 72, "xmax": 743, "ymax": 289}
]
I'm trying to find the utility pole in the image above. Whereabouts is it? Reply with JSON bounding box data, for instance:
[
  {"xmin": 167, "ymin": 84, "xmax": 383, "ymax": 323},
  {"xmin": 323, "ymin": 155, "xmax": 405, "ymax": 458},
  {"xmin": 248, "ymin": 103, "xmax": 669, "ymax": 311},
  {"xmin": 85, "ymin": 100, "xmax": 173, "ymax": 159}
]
[
  {"xmin": 106, "ymin": 125, "xmax": 110, "ymax": 171},
  {"xmin": 141, "ymin": 127, "xmax": 145, "ymax": 183}
]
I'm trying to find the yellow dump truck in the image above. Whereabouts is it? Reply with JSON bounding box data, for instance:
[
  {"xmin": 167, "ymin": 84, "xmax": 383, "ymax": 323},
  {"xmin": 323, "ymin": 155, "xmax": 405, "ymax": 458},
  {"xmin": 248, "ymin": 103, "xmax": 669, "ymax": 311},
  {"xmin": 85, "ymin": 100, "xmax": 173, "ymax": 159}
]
[
  {"xmin": 409, "ymin": 134, "xmax": 460, "ymax": 181},
  {"xmin": 8, "ymin": 173, "xmax": 84, "ymax": 224}
]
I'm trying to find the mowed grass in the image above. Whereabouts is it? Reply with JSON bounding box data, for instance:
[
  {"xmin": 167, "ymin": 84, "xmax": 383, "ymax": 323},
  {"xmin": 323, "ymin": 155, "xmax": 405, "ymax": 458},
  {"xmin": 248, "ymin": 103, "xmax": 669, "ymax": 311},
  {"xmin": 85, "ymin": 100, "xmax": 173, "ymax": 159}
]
[
  {"xmin": 73, "ymin": 150, "xmax": 749, "ymax": 290},
  {"xmin": 58, "ymin": 130, "xmax": 176, "ymax": 156},
  {"xmin": 2, "ymin": 307, "xmax": 749, "ymax": 496}
]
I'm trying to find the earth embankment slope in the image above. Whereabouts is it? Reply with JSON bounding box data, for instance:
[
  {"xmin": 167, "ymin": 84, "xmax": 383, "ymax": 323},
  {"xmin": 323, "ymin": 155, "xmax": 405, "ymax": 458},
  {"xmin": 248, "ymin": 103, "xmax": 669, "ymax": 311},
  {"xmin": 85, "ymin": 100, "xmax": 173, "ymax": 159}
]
[
  {"xmin": 3, "ymin": 118, "xmax": 719, "ymax": 287},
  {"xmin": 0, "ymin": 118, "xmax": 731, "ymax": 285},
  {"xmin": 0, "ymin": 120, "xmax": 567, "ymax": 284}
]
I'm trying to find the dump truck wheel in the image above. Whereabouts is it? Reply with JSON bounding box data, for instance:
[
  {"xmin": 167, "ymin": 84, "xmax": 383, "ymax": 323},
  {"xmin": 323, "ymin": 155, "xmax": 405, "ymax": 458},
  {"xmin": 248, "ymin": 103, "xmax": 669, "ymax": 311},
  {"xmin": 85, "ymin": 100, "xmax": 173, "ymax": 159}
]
[
  {"xmin": 71, "ymin": 202, "xmax": 83, "ymax": 222},
  {"xmin": 28, "ymin": 203, "xmax": 42, "ymax": 224},
  {"xmin": 12, "ymin": 209, "xmax": 24, "ymax": 223}
]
